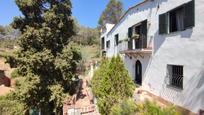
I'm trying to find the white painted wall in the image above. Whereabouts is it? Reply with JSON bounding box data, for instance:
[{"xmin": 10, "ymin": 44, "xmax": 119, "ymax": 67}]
[
  {"xmin": 101, "ymin": 0, "xmax": 204, "ymax": 113},
  {"xmin": 100, "ymin": 23, "xmax": 115, "ymax": 53}
]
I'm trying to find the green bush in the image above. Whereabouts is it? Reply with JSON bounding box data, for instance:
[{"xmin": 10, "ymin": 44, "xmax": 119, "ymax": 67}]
[
  {"xmin": 0, "ymin": 39, "xmax": 16, "ymax": 49},
  {"xmin": 0, "ymin": 94, "xmax": 25, "ymax": 115},
  {"xmin": 91, "ymin": 56, "xmax": 135, "ymax": 115},
  {"xmin": 109, "ymin": 99, "xmax": 180, "ymax": 115},
  {"xmin": 136, "ymin": 100, "xmax": 180, "ymax": 115},
  {"xmin": 11, "ymin": 69, "xmax": 20, "ymax": 78},
  {"xmin": 0, "ymin": 51, "xmax": 14, "ymax": 58},
  {"xmin": 110, "ymin": 98, "xmax": 137, "ymax": 115}
]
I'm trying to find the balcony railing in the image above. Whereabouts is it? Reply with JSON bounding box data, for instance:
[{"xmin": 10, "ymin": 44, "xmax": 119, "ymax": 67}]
[
  {"xmin": 129, "ymin": 34, "xmax": 147, "ymax": 50},
  {"xmin": 118, "ymin": 35, "xmax": 152, "ymax": 54},
  {"xmin": 118, "ymin": 41, "xmax": 128, "ymax": 53}
]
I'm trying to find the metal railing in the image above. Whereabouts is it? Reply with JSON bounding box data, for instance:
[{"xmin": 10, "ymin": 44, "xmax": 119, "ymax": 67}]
[
  {"xmin": 117, "ymin": 41, "xmax": 128, "ymax": 52},
  {"xmin": 167, "ymin": 74, "xmax": 183, "ymax": 89},
  {"xmin": 117, "ymin": 36, "xmax": 148, "ymax": 52}
]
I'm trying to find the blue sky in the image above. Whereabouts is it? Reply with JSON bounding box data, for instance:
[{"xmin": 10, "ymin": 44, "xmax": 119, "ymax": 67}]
[{"xmin": 0, "ymin": 0, "xmax": 140, "ymax": 28}]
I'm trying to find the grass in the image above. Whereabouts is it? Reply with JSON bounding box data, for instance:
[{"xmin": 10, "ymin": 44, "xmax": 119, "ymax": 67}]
[
  {"xmin": 80, "ymin": 45, "xmax": 100, "ymax": 61},
  {"xmin": 0, "ymin": 48, "xmax": 15, "ymax": 58}
]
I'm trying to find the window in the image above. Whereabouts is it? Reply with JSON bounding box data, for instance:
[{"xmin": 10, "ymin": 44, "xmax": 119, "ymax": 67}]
[
  {"xmin": 128, "ymin": 27, "xmax": 133, "ymax": 50},
  {"xmin": 167, "ymin": 65, "xmax": 183, "ymax": 89},
  {"xmin": 114, "ymin": 34, "xmax": 119, "ymax": 46},
  {"xmin": 128, "ymin": 27, "xmax": 133, "ymax": 38},
  {"xmin": 159, "ymin": 0, "xmax": 195, "ymax": 34},
  {"xmin": 127, "ymin": 20, "xmax": 148, "ymax": 50},
  {"xmin": 169, "ymin": 7, "xmax": 184, "ymax": 32},
  {"xmin": 101, "ymin": 37, "xmax": 105, "ymax": 49},
  {"xmin": 106, "ymin": 40, "xmax": 110, "ymax": 49},
  {"xmin": 135, "ymin": 25, "xmax": 141, "ymax": 35},
  {"xmin": 102, "ymin": 51, "xmax": 106, "ymax": 57}
]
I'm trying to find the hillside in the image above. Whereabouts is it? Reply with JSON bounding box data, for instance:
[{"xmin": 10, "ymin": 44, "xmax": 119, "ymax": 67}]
[{"xmin": 81, "ymin": 45, "xmax": 100, "ymax": 61}]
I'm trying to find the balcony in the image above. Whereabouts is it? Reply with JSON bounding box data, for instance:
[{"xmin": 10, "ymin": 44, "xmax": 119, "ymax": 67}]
[{"xmin": 118, "ymin": 36, "xmax": 152, "ymax": 58}]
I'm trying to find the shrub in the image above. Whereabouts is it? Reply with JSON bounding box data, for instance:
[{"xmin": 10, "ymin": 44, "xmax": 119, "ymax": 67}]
[
  {"xmin": 136, "ymin": 100, "xmax": 180, "ymax": 115},
  {"xmin": 110, "ymin": 99, "xmax": 180, "ymax": 115},
  {"xmin": 91, "ymin": 56, "xmax": 135, "ymax": 115},
  {"xmin": 0, "ymin": 94, "xmax": 25, "ymax": 115},
  {"xmin": 110, "ymin": 98, "xmax": 137, "ymax": 115},
  {"xmin": 11, "ymin": 69, "xmax": 20, "ymax": 78},
  {"xmin": 0, "ymin": 39, "xmax": 16, "ymax": 49}
]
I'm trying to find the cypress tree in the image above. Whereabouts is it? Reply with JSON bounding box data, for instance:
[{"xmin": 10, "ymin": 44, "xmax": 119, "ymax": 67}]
[{"xmin": 7, "ymin": 0, "xmax": 81, "ymax": 114}]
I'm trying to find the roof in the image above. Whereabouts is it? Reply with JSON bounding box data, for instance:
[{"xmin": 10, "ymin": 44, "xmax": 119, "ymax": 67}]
[{"xmin": 107, "ymin": 0, "xmax": 149, "ymax": 35}]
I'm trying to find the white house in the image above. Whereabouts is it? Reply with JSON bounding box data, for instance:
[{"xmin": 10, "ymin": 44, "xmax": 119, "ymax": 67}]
[
  {"xmin": 100, "ymin": 0, "xmax": 204, "ymax": 114},
  {"xmin": 100, "ymin": 23, "xmax": 115, "ymax": 56}
]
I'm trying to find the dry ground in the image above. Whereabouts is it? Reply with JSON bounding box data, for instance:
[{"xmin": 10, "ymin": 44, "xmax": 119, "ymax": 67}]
[
  {"xmin": 0, "ymin": 57, "xmax": 14, "ymax": 78},
  {"xmin": 0, "ymin": 52, "xmax": 15, "ymax": 96}
]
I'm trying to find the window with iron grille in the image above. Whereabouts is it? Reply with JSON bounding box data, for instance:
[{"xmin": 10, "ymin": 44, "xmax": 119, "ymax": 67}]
[{"xmin": 167, "ymin": 65, "xmax": 183, "ymax": 89}]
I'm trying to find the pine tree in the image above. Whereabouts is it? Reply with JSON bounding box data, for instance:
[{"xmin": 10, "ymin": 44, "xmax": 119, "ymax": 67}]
[
  {"xmin": 98, "ymin": 0, "xmax": 123, "ymax": 27},
  {"xmin": 7, "ymin": 0, "xmax": 81, "ymax": 114}
]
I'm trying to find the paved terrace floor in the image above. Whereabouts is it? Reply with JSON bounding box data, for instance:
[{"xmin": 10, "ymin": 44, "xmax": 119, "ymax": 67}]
[{"xmin": 64, "ymin": 75, "xmax": 100, "ymax": 115}]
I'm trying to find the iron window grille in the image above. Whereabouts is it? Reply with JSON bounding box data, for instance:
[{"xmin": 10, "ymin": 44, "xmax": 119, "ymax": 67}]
[{"xmin": 167, "ymin": 65, "xmax": 183, "ymax": 89}]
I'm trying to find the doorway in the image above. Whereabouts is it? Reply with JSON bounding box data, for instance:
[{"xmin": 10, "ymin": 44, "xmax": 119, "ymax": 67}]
[{"xmin": 135, "ymin": 60, "xmax": 142, "ymax": 85}]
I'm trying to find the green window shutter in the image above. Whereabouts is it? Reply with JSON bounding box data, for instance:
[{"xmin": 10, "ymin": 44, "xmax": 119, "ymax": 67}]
[
  {"xmin": 115, "ymin": 34, "xmax": 119, "ymax": 46},
  {"xmin": 106, "ymin": 40, "xmax": 110, "ymax": 48},
  {"xmin": 141, "ymin": 20, "xmax": 147, "ymax": 48},
  {"xmin": 128, "ymin": 39, "xmax": 133, "ymax": 50},
  {"xmin": 184, "ymin": 0, "xmax": 195, "ymax": 29},
  {"xmin": 101, "ymin": 37, "xmax": 105, "ymax": 49},
  {"xmin": 128, "ymin": 27, "xmax": 133, "ymax": 38},
  {"xmin": 159, "ymin": 13, "xmax": 168, "ymax": 34}
]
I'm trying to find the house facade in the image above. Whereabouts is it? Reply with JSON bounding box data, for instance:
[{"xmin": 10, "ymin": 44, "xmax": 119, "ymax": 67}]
[{"xmin": 100, "ymin": 0, "xmax": 204, "ymax": 114}]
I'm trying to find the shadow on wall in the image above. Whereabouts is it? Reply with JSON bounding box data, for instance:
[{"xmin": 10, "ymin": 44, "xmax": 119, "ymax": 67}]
[
  {"xmin": 159, "ymin": 63, "xmax": 204, "ymax": 113},
  {"xmin": 153, "ymin": 28, "xmax": 193, "ymax": 55},
  {"xmin": 181, "ymin": 68, "xmax": 204, "ymax": 113},
  {"xmin": 142, "ymin": 54, "xmax": 153, "ymax": 84}
]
